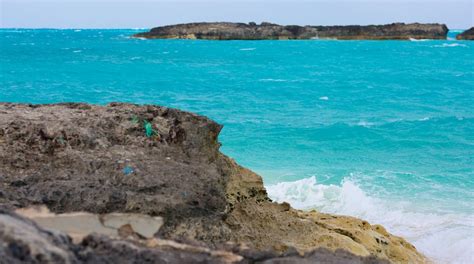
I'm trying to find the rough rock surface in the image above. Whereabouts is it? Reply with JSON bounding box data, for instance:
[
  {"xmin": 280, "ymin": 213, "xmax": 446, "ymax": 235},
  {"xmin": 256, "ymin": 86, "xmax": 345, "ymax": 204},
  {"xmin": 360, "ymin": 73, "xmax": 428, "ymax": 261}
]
[
  {"xmin": 0, "ymin": 208, "xmax": 389, "ymax": 263},
  {"xmin": 0, "ymin": 208, "xmax": 79, "ymax": 263},
  {"xmin": 15, "ymin": 206, "xmax": 164, "ymax": 242},
  {"xmin": 0, "ymin": 103, "xmax": 426, "ymax": 263},
  {"xmin": 134, "ymin": 22, "xmax": 448, "ymax": 40},
  {"xmin": 456, "ymin": 27, "xmax": 474, "ymax": 40}
]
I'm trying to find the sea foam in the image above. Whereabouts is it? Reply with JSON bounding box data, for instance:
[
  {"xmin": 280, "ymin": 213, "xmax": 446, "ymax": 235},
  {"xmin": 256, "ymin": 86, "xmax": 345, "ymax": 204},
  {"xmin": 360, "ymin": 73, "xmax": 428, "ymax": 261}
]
[
  {"xmin": 433, "ymin": 43, "xmax": 467, "ymax": 48},
  {"xmin": 409, "ymin": 38, "xmax": 430, "ymax": 42},
  {"xmin": 266, "ymin": 176, "xmax": 474, "ymax": 264}
]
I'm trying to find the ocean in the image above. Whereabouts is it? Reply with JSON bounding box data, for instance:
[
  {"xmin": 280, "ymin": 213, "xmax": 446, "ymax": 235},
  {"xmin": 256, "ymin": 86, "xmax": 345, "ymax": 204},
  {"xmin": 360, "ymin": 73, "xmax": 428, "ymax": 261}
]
[{"xmin": 1, "ymin": 29, "xmax": 473, "ymax": 263}]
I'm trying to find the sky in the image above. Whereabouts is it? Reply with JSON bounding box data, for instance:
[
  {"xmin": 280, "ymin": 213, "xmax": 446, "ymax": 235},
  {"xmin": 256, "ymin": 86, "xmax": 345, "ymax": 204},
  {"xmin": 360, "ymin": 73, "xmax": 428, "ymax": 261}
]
[{"xmin": 1, "ymin": 0, "xmax": 473, "ymax": 29}]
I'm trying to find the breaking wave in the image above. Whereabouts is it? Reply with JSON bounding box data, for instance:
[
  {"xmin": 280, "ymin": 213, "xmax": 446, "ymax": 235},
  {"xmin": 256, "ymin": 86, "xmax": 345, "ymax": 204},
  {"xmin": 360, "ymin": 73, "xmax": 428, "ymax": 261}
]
[{"xmin": 266, "ymin": 176, "xmax": 474, "ymax": 264}]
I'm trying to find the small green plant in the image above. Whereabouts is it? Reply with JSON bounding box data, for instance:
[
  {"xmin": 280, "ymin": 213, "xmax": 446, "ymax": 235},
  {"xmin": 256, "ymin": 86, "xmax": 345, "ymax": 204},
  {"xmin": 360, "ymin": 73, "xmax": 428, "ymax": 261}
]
[
  {"xmin": 144, "ymin": 121, "xmax": 154, "ymax": 137},
  {"xmin": 130, "ymin": 115, "xmax": 139, "ymax": 124}
]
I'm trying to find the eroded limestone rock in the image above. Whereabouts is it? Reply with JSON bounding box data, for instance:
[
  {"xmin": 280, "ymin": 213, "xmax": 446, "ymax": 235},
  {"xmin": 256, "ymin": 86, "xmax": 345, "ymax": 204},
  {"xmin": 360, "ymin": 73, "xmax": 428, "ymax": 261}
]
[
  {"xmin": 0, "ymin": 103, "xmax": 426, "ymax": 263},
  {"xmin": 456, "ymin": 27, "xmax": 474, "ymax": 40},
  {"xmin": 15, "ymin": 206, "xmax": 163, "ymax": 242},
  {"xmin": 134, "ymin": 22, "xmax": 448, "ymax": 40}
]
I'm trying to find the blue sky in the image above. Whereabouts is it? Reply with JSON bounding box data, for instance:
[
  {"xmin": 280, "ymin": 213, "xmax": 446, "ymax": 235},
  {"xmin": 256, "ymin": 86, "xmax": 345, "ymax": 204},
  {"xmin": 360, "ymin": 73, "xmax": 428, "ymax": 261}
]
[{"xmin": 1, "ymin": 0, "xmax": 472, "ymax": 29}]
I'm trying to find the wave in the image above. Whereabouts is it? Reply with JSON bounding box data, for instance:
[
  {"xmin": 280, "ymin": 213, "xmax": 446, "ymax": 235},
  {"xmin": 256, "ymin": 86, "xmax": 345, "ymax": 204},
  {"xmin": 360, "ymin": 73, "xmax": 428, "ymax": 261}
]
[
  {"xmin": 259, "ymin": 78, "xmax": 288, "ymax": 82},
  {"xmin": 239, "ymin": 48, "xmax": 256, "ymax": 51},
  {"xmin": 258, "ymin": 78, "xmax": 309, "ymax": 83},
  {"xmin": 409, "ymin": 38, "xmax": 430, "ymax": 42},
  {"xmin": 347, "ymin": 115, "xmax": 471, "ymax": 129},
  {"xmin": 356, "ymin": 120, "xmax": 374, "ymax": 127},
  {"xmin": 266, "ymin": 176, "xmax": 474, "ymax": 264},
  {"xmin": 433, "ymin": 43, "xmax": 467, "ymax": 48}
]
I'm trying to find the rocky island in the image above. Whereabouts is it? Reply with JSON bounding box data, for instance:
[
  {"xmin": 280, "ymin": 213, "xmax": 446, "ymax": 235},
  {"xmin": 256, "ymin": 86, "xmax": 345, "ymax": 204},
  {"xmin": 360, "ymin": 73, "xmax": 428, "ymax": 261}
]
[
  {"xmin": 456, "ymin": 27, "xmax": 474, "ymax": 40},
  {"xmin": 0, "ymin": 103, "xmax": 426, "ymax": 263},
  {"xmin": 134, "ymin": 22, "xmax": 448, "ymax": 40}
]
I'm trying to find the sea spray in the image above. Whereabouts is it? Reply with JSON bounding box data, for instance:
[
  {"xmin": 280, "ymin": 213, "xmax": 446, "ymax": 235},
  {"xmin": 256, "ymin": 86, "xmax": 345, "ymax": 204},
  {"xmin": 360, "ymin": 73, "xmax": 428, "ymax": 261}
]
[{"xmin": 266, "ymin": 176, "xmax": 474, "ymax": 263}]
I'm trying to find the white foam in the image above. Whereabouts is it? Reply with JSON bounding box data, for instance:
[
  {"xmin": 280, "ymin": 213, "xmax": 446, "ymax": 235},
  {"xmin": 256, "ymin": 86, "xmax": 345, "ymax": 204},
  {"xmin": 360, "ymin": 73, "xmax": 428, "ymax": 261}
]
[
  {"xmin": 239, "ymin": 48, "xmax": 256, "ymax": 51},
  {"xmin": 266, "ymin": 176, "xmax": 474, "ymax": 264},
  {"xmin": 259, "ymin": 78, "xmax": 287, "ymax": 82},
  {"xmin": 356, "ymin": 120, "xmax": 374, "ymax": 127},
  {"xmin": 409, "ymin": 38, "xmax": 430, "ymax": 42},
  {"xmin": 433, "ymin": 43, "xmax": 467, "ymax": 48},
  {"xmin": 319, "ymin": 96, "xmax": 329, "ymax": 101}
]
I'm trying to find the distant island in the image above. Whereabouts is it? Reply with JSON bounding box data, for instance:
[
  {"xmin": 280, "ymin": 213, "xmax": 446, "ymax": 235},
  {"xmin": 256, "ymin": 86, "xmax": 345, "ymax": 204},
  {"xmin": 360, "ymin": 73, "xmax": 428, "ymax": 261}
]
[
  {"xmin": 134, "ymin": 22, "xmax": 449, "ymax": 40},
  {"xmin": 457, "ymin": 27, "xmax": 474, "ymax": 40}
]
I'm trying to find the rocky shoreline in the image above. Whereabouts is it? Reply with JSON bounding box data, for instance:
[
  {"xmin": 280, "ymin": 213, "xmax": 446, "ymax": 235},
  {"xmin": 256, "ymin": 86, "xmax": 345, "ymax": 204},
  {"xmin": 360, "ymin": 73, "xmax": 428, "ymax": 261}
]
[
  {"xmin": 0, "ymin": 103, "xmax": 426, "ymax": 263},
  {"xmin": 456, "ymin": 27, "xmax": 474, "ymax": 40},
  {"xmin": 133, "ymin": 22, "xmax": 448, "ymax": 40}
]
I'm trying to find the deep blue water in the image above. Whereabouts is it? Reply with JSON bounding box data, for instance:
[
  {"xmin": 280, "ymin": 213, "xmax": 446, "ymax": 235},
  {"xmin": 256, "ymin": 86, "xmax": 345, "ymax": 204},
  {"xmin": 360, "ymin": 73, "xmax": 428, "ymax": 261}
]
[{"xmin": 1, "ymin": 29, "xmax": 473, "ymax": 263}]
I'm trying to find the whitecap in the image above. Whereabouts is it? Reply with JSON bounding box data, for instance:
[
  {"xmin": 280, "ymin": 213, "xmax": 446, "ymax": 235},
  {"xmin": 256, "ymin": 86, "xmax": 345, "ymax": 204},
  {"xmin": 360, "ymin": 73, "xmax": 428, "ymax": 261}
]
[
  {"xmin": 239, "ymin": 48, "xmax": 256, "ymax": 51},
  {"xmin": 409, "ymin": 38, "xmax": 429, "ymax": 42},
  {"xmin": 319, "ymin": 96, "xmax": 329, "ymax": 101},
  {"xmin": 433, "ymin": 43, "xmax": 467, "ymax": 48},
  {"xmin": 259, "ymin": 78, "xmax": 287, "ymax": 82},
  {"xmin": 266, "ymin": 176, "xmax": 474, "ymax": 264},
  {"xmin": 356, "ymin": 120, "xmax": 374, "ymax": 127},
  {"xmin": 74, "ymin": 29, "xmax": 82, "ymax": 32},
  {"xmin": 73, "ymin": 50, "xmax": 82, "ymax": 53}
]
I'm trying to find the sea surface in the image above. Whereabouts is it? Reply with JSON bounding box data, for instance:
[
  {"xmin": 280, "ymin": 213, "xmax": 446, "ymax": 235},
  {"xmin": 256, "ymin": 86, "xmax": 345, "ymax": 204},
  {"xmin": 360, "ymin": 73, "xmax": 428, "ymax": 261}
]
[{"xmin": 1, "ymin": 29, "xmax": 473, "ymax": 263}]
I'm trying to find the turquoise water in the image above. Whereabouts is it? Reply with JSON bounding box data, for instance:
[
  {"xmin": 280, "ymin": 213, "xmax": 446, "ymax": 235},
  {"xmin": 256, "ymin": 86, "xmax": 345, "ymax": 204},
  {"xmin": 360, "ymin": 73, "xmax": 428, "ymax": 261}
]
[{"xmin": 1, "ymin": 29, "xmax": 473, "ymax": 263}]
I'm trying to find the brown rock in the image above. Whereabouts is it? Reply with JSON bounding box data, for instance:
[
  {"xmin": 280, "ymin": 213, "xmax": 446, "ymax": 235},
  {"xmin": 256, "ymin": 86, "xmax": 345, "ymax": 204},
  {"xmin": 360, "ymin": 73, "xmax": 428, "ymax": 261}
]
[
  {"xmin": 456, "ymin": 27, "xmax": 474, "ymax": 40},
  {"xmin": 15, "ymin": 206, "xmax": 164, "ymax": 241},
  {"xmin": 0, "ymin": 103, "xmax": 426, "ymax": 263},
  {"xmin": 1, "ymin": 208, "xmax": 388, "ymax": 263},
  {"xmin": 134, "ymin": 22, "xmax": 448, "ymax": 40}
]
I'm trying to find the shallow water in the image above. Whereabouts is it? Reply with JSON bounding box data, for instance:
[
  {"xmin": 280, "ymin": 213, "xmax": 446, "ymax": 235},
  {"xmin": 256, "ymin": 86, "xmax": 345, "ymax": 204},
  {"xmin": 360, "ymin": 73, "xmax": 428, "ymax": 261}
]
[{"xmin": 1, "ymin": 29, "xmax": 473, "ymax": 263}]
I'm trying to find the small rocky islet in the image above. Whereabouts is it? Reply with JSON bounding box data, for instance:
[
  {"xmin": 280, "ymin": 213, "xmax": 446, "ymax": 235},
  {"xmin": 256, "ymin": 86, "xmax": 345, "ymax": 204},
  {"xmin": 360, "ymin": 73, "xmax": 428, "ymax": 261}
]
[
  {"xmin": 456, "ymin": 27, "xmax": 474, "ymax": 40},
  {"xmin": 134, "ymin": 22, "xmax": 449, "ymax": 40},
  {"xmin": 0, "ymin": 103, "xmax": 426, "ymax": 263}
]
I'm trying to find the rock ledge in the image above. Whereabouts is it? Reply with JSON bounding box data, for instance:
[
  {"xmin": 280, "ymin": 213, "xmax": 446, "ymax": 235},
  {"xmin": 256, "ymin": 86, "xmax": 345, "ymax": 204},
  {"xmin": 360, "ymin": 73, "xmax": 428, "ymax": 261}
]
[
  {"xmin": 0, "ymin": 103, "xmax": 426, "ymax": 263},
  {"xmin": 134, "ymin": 22, "xmax": 448, "ymax": 40}
]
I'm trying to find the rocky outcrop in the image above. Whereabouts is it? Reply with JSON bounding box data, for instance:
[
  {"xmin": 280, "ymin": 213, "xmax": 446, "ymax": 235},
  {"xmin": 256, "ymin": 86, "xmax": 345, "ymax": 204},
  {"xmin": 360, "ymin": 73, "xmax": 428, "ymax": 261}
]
[
  {"xmin": 1, "ymin": 208, "xmax": 389, "ymax": 263},
  {"xmin": 456, "ymin": 27, "xmax": 474, "ymax": 40},
  {"xmin": 0, "ymin": 103, "xmax": 426, "ymax": 263},
  {"xmin": 134, "ymin": 22, "xmax": 448, "ymax": 40}
]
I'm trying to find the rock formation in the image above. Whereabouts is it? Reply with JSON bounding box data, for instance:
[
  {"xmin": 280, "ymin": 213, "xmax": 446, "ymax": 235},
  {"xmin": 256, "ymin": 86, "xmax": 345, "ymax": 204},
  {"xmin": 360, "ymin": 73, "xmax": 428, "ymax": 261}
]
[
  {"xmin": 456, "ymin": 27, "xmax": 474, "ymax": 40},
  {"xmin": 1, "ymin": 208, "xmax": 389, "ymax": 263},
  {"xmin": 0, "ymin": 103, "xmax": 426, "ymax": 263},
  {"xmin": 133, "ymin": 22, "xmax": 448, "ymax": 40}
]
